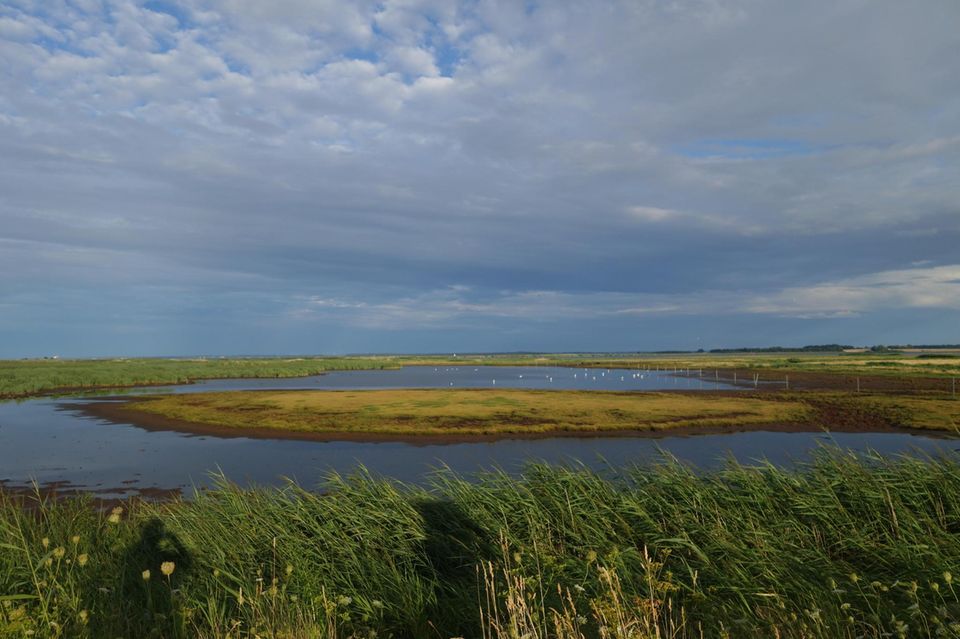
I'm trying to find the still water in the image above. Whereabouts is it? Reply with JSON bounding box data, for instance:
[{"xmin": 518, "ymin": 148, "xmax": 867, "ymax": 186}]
[{"xmin": 0, "ymin": 366, "xmax": 955, "ymax": 497}]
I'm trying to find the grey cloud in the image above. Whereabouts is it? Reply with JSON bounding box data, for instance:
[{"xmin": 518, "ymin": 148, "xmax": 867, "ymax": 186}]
[{"xmin": 1, "ymin": 0, "xmax": 958, "ymax": 355}]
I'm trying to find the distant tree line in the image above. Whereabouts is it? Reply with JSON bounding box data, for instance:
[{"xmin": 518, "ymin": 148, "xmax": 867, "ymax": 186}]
[
  {"xmin": 708, "ymin": 344, "xmax": 854, "ymax": 353},
  {"xmin": 884, "ymin": 344, "xmax": 960, "ymax": 349},
  {"xmin": 702, "ymin": 344, "xmax": 960, "ymax": 354}
]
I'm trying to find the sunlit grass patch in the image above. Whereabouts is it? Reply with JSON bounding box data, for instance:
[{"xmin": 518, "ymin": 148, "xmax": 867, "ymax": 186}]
[
  {"xmin": 123, "ymin": 388, "xmax": 810, "ymax": 437},
  {"xmin": 858, "ymin": 395, "xmax": 960, "ymax": 431},
  {"xmin": 0, "ymin": 357, "xmax": 397, "ymax": 399}
]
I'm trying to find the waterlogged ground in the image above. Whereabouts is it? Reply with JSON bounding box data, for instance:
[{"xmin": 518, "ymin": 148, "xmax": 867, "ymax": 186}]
[{"xmin": 0, "ymin": 366, "xmax": 957, "ymax": 498}]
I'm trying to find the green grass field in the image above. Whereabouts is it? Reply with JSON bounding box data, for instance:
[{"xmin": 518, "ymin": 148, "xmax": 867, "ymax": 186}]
[
  {"xmin": 3, "ymin": 454, "xmax": 960, "ymax": 637},
  {"xmin": 394, "ymin": 352, "xmax": 960, "ymax": 379},
  {"xmin": 0, "ymin": 357, "xmax": 396, "ymax": 399}
]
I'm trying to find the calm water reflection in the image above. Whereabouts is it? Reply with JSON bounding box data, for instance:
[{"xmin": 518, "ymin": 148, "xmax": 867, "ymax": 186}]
[{"xmin": 0, "ymin": 366, "xmax": 955, "ymax": 497}]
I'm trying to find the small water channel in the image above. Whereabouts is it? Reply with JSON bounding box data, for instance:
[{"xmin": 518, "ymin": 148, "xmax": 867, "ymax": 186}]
[{"xmin": 0, "ymin": 366, "xmax": 955, "ymax": 498}]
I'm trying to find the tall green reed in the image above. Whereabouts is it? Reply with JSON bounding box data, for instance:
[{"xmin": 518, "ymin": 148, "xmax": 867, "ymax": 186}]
[{"xmin": 3, "ymin": 451, "xmax": 960, "ymax": 637}]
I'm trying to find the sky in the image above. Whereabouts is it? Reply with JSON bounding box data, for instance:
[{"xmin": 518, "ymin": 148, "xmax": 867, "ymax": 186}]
[{"xmin": 1, "ymin": 0, "xmax": 959, "ymax": 357}]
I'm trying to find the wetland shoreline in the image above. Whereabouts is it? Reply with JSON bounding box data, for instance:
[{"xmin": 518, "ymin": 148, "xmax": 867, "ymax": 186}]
[{"xmin": 75, "ymin": 387, "xmax": 950, "ymax": 445}]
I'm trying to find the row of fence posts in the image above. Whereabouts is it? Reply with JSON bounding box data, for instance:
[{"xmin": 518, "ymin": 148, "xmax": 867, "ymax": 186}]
[
  {"xmin": 695, "ymin": 368, "xmax": 761, "ymax": 388},
  {"xmin": 623, "ymin": 365, "xmax": 955, "ymax": 397},
  {"xmin": 691, "ymin": 369, "xmax": 957, "ymax": 397}
]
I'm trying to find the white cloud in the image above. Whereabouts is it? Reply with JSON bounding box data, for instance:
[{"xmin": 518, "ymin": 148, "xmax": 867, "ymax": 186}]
[
  {"xmin": 626, "ymin": 206, "xmax": 677, "ymax": 222},
  {"xmin": 0, "ymin": 15, "xmax": 36, "ymax": 40},
  {"xmin": 748, "ymin": 265, "xmax": 960, "ymax": 316},
  {"xmin": 385, "ymin": 45, "xmax": 439, "ymax": 77},
  {"xmin": 286, "ymin": 265, "xmax": 960, "ymax": 328}
]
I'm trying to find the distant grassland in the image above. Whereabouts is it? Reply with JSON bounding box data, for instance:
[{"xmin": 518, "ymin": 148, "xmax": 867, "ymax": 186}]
[
  {"xmin": 405, "ymin": 353, "xmax": 960, "ymax": 378},
  {"xmin": 122, "ymin": 389, "xmax": 810, "ymax": 437},
  {"xmin": 0, "ymin": 357, "xmax": 396, "ymax": 399},
  {"xmin": 3, "ymin": 351, "xmax": 959, "ymax": 400},
  {"xmin": 4, "ymin": 454, "xmax": 960, "ymax": 637}
]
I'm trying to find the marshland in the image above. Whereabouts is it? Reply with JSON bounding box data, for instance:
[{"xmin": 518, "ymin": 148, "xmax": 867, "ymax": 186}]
[{"xmin": 2, "ymin": 352, "xmax": 960, "ymax": 637}]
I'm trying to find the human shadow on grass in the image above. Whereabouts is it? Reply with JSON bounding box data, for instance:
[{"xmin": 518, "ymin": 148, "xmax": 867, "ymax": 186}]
[
  {"xmin": 115, "ymin": 516, "xmax": 193, "ymax": 637},
  {"xmin": 415, "ymin": 496, "xmax": 494, "ymax": 636}
]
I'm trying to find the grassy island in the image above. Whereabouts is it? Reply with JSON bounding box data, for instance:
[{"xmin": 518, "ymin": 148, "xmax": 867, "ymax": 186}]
[
  {"xmin": 93, "ymin": 387, "xmax": 960, "ymax": 441},
  {"xmin": 108, "ymin": 388, "xmax": 811, "ymax": 439}
]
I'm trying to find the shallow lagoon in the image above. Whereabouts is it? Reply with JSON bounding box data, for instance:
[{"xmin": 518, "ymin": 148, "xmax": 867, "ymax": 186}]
[{"xmin": 0, "ymin": 366, "xmax": 955, "ymax": 497}]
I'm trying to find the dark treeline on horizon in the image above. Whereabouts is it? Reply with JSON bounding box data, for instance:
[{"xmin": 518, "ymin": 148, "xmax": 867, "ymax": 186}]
[
  {"xmin": 707, "ymin": 344, "xmax": 960, "ymax": 354},
  {"xmin": 708, "ymin": 344, "xmax": 854, "ymax": 353}
]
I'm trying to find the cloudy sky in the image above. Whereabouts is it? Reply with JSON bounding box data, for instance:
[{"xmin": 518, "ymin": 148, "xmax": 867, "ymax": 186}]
[{"xmin": 1, "ymin": 0, "xmax": 958, "ymax": 357}]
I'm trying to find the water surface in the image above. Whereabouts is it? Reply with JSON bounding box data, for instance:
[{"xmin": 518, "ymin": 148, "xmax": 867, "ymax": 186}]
[{"xmin": 0, "ymin": 366, "xmax": 955, "ymax": 497}]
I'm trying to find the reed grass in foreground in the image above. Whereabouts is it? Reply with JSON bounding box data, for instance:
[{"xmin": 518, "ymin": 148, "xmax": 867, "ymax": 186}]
[
  {"xmin": 120, "ymin": 389, "xmax": 810, "ymax": 437},
  {"xmin": 3, "ymin": 453, "xmax": 960, "ymax": 637}
]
